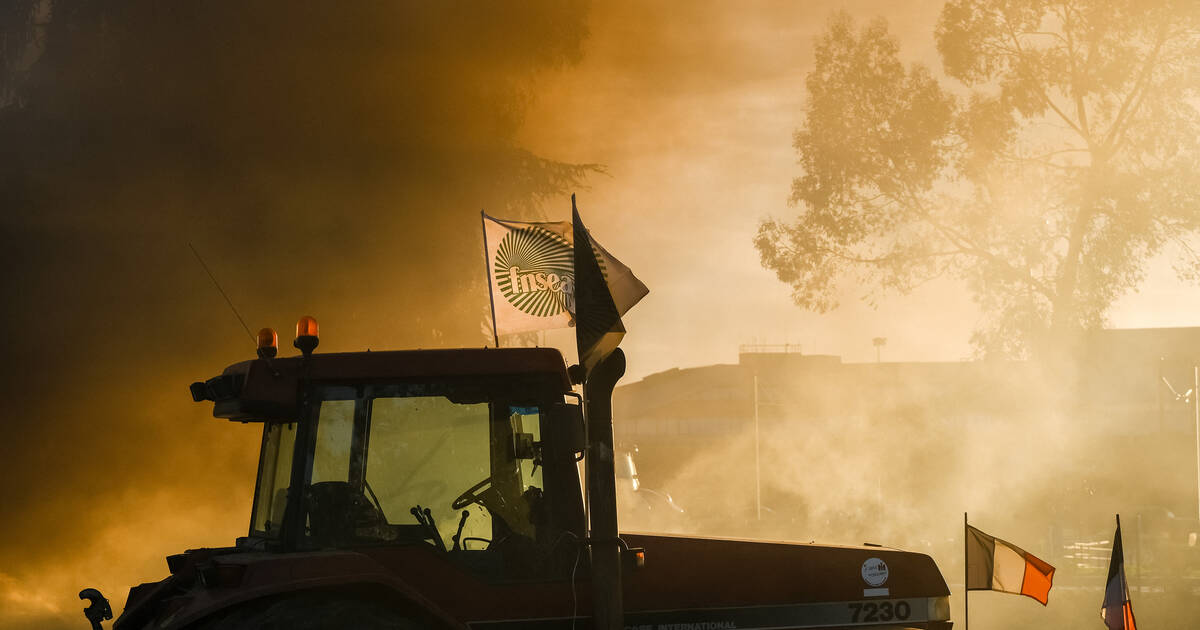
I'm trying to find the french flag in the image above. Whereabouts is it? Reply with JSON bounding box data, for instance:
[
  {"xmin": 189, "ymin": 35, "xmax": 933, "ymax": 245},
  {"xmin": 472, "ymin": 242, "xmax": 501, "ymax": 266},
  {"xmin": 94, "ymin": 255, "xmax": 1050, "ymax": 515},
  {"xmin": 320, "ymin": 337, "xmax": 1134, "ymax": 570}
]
[
  {"xmin": 1101, "ymin": 516, "xmax": 1137, "ymax": 630},
  {"xmin": 965, "ymin": 523, "xmax": 1055, "ymax": 605}
]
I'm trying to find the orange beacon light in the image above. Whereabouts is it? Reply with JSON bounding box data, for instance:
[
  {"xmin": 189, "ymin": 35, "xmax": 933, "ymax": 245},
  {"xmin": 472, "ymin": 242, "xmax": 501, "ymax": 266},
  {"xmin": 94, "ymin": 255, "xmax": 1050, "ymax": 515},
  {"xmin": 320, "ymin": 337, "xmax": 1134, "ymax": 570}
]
[
  {"xmin": 256, "ymin": 327, "xmax": 278, "ymax": 359},
  {"xmin": 294, "ymin": 316, "xmax": 319, "ymax": 357}
]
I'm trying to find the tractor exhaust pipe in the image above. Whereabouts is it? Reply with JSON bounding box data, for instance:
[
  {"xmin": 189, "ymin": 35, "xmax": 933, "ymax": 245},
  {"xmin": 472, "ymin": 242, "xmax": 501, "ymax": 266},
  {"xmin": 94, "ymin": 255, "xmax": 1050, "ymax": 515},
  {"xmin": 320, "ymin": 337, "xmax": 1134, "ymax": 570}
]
[{"xmin": 584, "ymin": 348, "xmax": 627, "ymax": 630}]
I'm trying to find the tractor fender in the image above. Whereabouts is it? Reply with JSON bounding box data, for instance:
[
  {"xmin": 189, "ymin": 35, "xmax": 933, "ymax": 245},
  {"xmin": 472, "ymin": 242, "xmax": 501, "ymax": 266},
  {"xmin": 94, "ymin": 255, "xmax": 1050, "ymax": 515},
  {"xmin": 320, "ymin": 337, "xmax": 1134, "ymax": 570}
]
[{"xmin": 122, "ymin": 550, "xmax": 466, "ymax": 630}]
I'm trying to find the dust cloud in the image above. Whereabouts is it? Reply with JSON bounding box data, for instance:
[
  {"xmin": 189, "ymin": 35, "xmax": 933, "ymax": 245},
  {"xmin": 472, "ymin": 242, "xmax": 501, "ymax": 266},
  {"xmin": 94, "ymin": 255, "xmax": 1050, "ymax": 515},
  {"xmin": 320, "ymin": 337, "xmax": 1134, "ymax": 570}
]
[
  {"xmin": 559, "ymin": 2, "xmax": 1199, "ymax": 629},
  {"xmin": 3, "ymin": 1, "xmax": 1199, "ymax": 629},
  {"xmin": 615, "ymin": 348, "xmax": 1200, "ymax": 630},
  {"xmin": 0, "ymin": 2, "xmax": 591, "ymax": 628}
]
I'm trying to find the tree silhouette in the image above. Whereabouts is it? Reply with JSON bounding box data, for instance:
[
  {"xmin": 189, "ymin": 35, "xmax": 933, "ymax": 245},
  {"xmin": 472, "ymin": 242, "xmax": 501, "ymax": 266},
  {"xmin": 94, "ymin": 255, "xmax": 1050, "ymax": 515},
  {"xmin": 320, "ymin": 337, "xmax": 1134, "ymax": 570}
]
[{"xmin": 756, "ymin": 1, "xmax": 1200, "ymax": 357}]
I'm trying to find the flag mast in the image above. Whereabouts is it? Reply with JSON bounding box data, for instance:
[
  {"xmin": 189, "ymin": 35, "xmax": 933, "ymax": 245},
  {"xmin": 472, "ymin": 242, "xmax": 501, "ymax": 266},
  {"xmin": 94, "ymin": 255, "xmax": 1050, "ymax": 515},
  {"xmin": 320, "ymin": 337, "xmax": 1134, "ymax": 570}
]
[
  {"xmin": 1194, "ymin": 366, "xmax": 1199, "ymax": 522},
  {"xmin": 480, "ymin": 210, "xmax": 500, "ymax": 348},
  {"xmin": 964, "ymin": 512, "xmax": 969, "ymax": 630}
]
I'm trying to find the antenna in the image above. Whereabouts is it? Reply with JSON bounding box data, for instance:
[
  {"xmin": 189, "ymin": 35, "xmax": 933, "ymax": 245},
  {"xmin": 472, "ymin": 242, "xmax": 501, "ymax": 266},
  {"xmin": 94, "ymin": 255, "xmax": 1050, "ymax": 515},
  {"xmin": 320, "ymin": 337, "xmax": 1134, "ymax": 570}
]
[{"xmin": 188, "ymin": 242, "xmax": 256, "ymax": 345}]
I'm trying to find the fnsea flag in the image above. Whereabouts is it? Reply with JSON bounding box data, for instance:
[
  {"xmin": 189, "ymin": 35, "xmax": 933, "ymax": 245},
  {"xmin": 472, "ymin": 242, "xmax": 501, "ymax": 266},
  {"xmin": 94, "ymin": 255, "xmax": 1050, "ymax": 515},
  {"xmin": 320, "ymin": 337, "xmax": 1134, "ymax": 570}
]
[
  {"xmin": 572, "ymin": 195, "xmax": 648, "ymax": 370},
  {"xmin": 481, "ymin": 201, "xmax": 647, "ymax": 344},
  {"xmin": 482, "ymin": 214, "xmax": 576, "ymax": 336},
  {"xmin": 966, "ymin": 524, "xmax": 1055, "ymax": 605},
  {"xmin": 1101, "ymin": 517, "xmax": 1137, "ymax": 630}
]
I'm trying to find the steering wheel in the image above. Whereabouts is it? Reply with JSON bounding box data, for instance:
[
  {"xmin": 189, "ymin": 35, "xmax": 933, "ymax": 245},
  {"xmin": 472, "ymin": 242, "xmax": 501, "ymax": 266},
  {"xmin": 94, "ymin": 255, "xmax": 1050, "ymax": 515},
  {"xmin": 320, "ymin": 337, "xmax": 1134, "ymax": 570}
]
[{"xmin": 451, "ymin": 476, "xmax": 493, "ymax": 510}]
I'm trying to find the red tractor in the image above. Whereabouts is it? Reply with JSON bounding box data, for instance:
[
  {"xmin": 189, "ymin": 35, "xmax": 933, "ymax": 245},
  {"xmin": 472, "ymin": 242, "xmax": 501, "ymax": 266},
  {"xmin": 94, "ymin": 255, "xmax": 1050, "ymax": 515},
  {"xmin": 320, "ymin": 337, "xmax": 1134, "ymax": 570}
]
[{"xmin": 97, "ymin": 319, "xmax": 952, "ymax": 629}]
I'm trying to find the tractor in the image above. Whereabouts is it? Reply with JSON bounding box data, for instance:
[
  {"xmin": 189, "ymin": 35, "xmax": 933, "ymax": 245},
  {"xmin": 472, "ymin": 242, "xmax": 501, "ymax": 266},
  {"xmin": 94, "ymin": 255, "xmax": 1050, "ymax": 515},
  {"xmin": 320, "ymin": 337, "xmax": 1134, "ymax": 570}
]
[{"xmin": 93, "ymin": 317, "xmax": 953, "ymax": 629}]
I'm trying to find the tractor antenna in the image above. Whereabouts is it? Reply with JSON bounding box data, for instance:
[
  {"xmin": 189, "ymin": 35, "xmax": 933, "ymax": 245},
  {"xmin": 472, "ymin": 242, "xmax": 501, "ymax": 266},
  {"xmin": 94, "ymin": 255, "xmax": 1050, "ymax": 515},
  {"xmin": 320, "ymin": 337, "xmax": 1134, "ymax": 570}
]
[{"xmin": 188, "ymin": 242, "xmax": 256, "ymax": 345}]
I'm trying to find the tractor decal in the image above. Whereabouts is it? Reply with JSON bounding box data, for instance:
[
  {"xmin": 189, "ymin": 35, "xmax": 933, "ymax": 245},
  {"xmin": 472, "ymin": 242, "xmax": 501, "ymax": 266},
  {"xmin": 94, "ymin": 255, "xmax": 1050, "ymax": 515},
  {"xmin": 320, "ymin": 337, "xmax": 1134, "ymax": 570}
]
[{"xmin": 469, "ymin": 597, "xmax": 936, "ymax": 629}]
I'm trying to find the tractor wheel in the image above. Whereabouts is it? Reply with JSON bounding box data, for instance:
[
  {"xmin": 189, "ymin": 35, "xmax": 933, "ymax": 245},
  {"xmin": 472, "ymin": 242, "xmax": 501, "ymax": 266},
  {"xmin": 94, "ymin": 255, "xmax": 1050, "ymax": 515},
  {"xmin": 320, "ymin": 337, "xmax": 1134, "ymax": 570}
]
[{"xmin": 190, "ymin": 593, "xmax": 428, "ymax": 629}]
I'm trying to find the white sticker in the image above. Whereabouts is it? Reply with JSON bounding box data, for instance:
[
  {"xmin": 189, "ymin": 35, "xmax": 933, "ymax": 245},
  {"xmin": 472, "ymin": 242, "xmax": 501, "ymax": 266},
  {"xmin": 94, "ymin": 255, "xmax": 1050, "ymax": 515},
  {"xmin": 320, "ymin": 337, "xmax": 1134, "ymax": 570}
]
[{"xmin": 861, "ymin": 557, "xmax": 889, "ymax": 586}]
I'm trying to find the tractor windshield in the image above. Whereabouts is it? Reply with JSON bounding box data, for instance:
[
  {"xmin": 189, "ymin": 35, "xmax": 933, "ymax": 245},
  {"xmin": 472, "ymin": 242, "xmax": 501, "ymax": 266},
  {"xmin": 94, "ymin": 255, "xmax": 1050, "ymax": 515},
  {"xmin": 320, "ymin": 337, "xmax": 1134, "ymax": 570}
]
[
  {"xmin": 360, "ymin": 394, "xmax": 498, "ymax": 548},
  {"xmin": 250, "ymin": 382, "xmax": 547, "ymax": 553}
]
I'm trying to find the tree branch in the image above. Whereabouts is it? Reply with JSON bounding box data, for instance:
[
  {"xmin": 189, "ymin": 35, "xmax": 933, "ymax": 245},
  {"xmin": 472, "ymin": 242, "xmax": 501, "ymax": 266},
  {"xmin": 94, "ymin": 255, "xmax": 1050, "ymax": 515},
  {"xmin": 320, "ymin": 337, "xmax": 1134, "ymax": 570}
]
[
  {"xmin": 823, "ymin": 246, "xmax": 965, "ymax": 265},
  {"xmin": 1062, "ymin": 8, "xmax": 1090, "ymax": 141},
  {"xmin": 998, "ymin": 148, "xmax": 1090, "ymax": 172},
  {"xmin": 1102, "ymin": 20, "xmax": 1170, "ymax": 154},
  {"xmin": 891, "ymin": 174, "xmax": 1057, "ymax": 300},
  {"xmin": 1000, "ymin": 10, "xmax": 1089, "ymax": 144}
]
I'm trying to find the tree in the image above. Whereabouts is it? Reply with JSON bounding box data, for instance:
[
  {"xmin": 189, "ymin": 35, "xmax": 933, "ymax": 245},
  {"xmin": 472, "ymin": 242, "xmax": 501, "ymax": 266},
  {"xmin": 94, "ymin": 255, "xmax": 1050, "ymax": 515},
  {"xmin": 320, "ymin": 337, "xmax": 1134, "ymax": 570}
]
[{"xmin": 756, "ymin": 1, "xmax": 1200, "ymax": 357}]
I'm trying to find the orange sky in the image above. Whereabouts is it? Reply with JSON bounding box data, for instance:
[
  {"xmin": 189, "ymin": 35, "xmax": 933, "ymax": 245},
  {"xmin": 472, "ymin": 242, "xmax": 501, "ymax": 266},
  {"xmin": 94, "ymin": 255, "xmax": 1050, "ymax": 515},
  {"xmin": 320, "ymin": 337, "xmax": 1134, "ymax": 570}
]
[{"xmin": 520, "ymin": 0, "xmax": 1200, "ymax": 381}]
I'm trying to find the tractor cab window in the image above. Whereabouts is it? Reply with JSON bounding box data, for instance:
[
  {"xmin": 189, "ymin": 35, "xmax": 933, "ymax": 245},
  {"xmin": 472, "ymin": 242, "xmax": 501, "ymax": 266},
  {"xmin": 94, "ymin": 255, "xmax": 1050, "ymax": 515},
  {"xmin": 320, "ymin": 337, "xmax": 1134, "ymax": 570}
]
[
  {"xmin": 250, "ymin": 421, "xmax": 297, "ymax": 538},
  {"xmin": 290, "ymin": 383, "xmax": 554, "ymax": 577},
  {"xmin": 311, "ymin": 399, "xmax": 355, "ymax": 484},
  {"xmin": 365, "ymin": 395, "xmax": 494, "ymax": 550}
]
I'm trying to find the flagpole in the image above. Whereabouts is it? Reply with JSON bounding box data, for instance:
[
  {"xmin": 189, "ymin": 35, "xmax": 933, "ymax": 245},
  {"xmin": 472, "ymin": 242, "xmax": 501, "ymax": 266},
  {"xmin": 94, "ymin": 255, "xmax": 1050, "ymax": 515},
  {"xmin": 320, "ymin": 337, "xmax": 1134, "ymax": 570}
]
[
  {"xmin": 1194, "ymin": 366, "xmax": 1199, "ymax": 522},
  {"xmin": 964, "ymin": 512, "xmax": 969, "ymax": 630},
  {"xmin": 754, "ymin": 374, "xmax": 762, "ymax": 521},
  {"xmin": 480, "ymin": 210, "xmax": 500, "ymax": 348},
  {"xmin": 1115, "ymin": 512, "xmax": 1121, "ymax": 627},
  {"xmin": 1121, "ymin": 513, "xmax": 1138, "ymax": 630}
]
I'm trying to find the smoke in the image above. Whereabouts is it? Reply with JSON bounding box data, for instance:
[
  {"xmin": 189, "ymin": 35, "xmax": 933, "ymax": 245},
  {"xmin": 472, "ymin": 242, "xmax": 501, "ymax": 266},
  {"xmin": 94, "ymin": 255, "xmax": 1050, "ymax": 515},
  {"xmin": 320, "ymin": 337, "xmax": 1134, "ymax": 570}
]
[
  {"xmin": 2, "ymin": 1, "xmax": 1198, "ymax": 628},
  {"xmin": 516, "ymin": 0, "xmax": 971, "ymax": 381},
  {"xmin": 616, "ymin": 351, "xmax": 1200, "ymax": 629},
  {"xmin": 0, "ymin": 1, "xmax": 592, "ymax": 627}
]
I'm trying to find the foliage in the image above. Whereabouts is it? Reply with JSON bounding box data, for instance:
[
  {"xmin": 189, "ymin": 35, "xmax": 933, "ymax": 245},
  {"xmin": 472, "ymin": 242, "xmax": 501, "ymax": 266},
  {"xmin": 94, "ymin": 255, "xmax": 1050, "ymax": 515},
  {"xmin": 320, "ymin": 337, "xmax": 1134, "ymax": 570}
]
[{"xmin": 756, "ymin": 1, "xmax": 1200, "ymax": 356}]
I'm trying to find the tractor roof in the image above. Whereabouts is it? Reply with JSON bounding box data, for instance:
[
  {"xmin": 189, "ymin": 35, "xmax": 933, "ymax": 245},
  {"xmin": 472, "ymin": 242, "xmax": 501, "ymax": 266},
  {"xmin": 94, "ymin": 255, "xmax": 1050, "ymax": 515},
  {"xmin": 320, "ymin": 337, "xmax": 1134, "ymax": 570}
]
[{"xmin": 192, "ymin": 347, "xmax": 572, "ymax": 422}]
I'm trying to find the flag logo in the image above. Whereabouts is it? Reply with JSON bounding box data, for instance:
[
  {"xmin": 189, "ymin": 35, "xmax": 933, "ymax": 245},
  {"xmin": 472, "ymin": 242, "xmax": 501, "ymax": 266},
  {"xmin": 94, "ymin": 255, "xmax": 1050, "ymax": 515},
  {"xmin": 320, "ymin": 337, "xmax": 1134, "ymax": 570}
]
[
  {"xmin": 494, "ymin": 225, "xmax": 576, "ymax": 318},
  {"xmin": 482, "ymin": 207, "xmax": 645, "ymax": 342}
]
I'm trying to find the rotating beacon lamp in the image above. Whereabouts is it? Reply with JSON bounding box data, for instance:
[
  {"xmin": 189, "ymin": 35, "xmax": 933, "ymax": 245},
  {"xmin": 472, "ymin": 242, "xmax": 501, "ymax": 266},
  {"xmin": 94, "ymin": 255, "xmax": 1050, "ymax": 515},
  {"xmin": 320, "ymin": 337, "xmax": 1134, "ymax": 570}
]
[
  {"xmin": 294, "ymin": 316, "xmax": 319, "ymax": 357},
  {"xmin": 256, "ymin": 327, "xmax": 278, "ymax": 359}
]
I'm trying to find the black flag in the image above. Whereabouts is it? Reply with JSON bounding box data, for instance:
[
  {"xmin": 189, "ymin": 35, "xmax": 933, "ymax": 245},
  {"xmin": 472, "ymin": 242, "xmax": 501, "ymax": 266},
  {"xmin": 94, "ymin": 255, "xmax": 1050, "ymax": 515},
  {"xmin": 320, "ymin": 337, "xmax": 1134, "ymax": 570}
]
[
  {"xmin": 1101, "ymin": 516, "xmax": 1137, "ymax": 630},
  {"xmin": 572, "ymin": 195, "xmax": 626, "ymax": 372}
]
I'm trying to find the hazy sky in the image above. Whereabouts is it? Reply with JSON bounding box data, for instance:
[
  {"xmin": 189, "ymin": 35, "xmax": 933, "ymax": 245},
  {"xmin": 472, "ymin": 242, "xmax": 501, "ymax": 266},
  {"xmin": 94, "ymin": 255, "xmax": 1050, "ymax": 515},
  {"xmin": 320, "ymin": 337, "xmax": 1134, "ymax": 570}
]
[{"xmin": 521, "ymin": 0, "xmax": 1200, "ymax": 381}]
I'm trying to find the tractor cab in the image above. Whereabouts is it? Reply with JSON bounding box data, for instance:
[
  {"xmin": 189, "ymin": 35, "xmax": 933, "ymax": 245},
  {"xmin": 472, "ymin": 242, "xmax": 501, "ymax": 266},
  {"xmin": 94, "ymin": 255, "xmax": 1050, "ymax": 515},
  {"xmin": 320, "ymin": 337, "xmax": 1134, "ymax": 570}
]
[{"xmin": 189, "ymin": 328, "xmax": 588, "ymax": 582}]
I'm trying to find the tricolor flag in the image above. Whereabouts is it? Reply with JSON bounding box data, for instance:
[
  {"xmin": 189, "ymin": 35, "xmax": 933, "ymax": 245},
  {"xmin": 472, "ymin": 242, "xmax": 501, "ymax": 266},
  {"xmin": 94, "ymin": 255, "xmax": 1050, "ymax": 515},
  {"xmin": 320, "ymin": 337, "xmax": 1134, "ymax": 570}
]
[
  {"xmin": 1101, "ymin": 516, "xmax": 1137, "ymax": 630},
  {"xmin": 965, "ymin": 524, "xmax": 1055, "ymax": 605},
  {"xmin": 481, "ymin": 198, "xmax": 647, "ymax": 354}
]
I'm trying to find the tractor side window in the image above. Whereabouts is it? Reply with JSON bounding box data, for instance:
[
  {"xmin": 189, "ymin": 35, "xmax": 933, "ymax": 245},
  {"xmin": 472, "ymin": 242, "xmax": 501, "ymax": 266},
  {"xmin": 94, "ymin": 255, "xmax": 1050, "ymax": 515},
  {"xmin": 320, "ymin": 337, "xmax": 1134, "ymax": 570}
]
[
  {"xmin": 511, "ymin": 406, "xmax": 543, "ymax": 493},
  {"xmin": 251, "ymin": 422, "xmax": 297, "ymax": 537},
  {"xmin": 304, "ymin": 390, "xmax": 377, "ymax": 548},
  {"xmin": 311, "ymin": 399, "xmax": 355, "ymax": 483},
  {"xmin": 489, "ymin": 406, "xmax": 545, "ymax": 540},
  {"xmin": 477, "ymin": 405, "xmax": 565, "ymax": 580},
  {"xmin": 366, "ymin": 396, "xmax": 492, "ymax": 550}
]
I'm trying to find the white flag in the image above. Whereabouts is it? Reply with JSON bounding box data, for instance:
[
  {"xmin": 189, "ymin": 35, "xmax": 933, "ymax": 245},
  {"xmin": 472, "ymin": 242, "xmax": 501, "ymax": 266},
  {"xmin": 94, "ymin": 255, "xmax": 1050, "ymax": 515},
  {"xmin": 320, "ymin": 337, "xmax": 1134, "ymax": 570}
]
[
  {"xmin": 588, "ymin": 228, "xmax": 649, "ymax": 316},
  {"xmin": 482, "ymin": 212, "xmax": 647, "ymax": 338}
]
